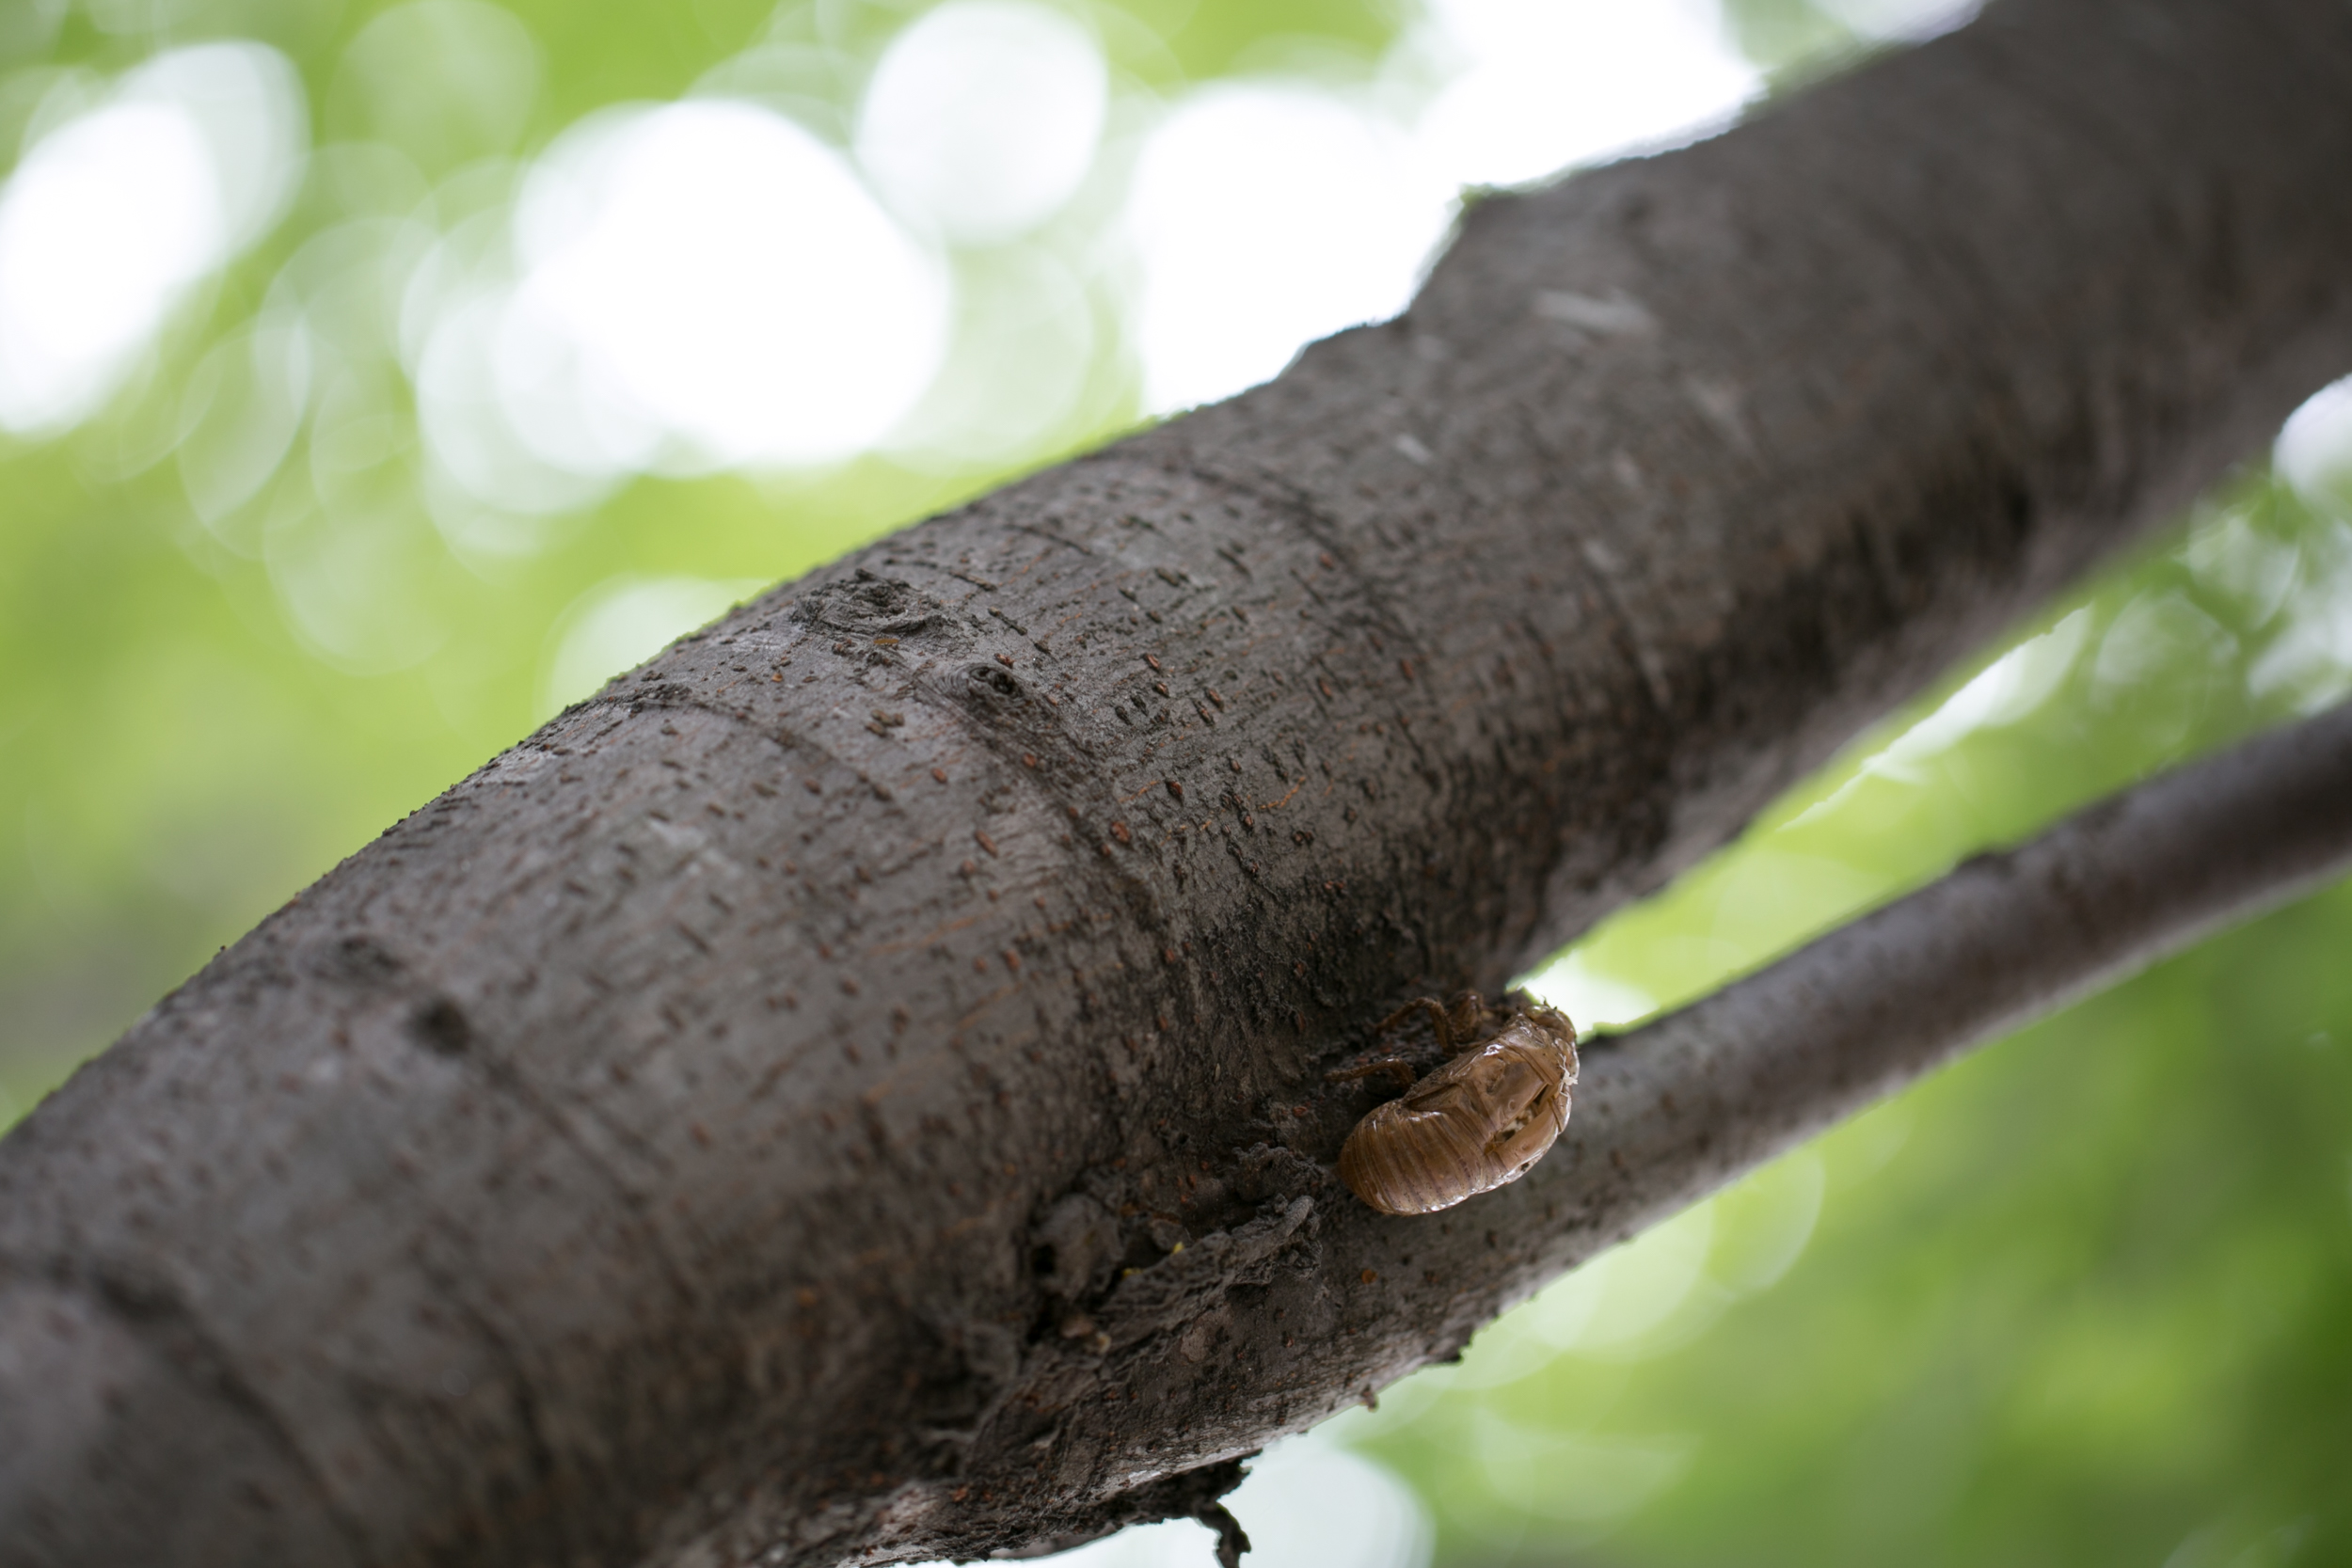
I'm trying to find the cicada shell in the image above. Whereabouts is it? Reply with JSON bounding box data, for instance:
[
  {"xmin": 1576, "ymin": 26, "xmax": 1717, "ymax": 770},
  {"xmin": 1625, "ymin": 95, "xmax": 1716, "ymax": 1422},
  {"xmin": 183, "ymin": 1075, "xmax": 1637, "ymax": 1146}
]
[{"xmin": 1337, "ymin": 997, "xmax": 1579, "ymax": 1216}]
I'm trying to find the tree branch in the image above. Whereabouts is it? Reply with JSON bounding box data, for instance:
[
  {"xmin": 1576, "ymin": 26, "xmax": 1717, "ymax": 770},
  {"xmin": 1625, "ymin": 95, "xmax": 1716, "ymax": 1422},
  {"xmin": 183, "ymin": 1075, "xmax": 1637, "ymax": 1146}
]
[
  {"xmin": 1555, "ymin": 695, "xmax": 2352, "ymax": 1289},
  {"xmin": 4, "ymin": 0, "xmax": 2352, "ymax": 1564}
]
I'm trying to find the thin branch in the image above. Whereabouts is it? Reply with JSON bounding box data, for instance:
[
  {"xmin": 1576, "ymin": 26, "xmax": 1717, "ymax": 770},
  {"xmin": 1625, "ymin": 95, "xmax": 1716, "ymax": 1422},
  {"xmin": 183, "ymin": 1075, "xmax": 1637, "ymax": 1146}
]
[{"xmin": 1549, "ymin": 696, "xmax": 2352, "ymax": 1263}]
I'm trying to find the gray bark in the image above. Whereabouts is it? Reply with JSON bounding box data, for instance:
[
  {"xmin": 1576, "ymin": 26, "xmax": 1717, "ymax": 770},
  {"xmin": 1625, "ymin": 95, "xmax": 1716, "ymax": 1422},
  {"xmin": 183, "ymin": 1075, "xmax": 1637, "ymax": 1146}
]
[{"xmin": 5, "ymin": 0, "xmax": 2352, "ymax": 1562}]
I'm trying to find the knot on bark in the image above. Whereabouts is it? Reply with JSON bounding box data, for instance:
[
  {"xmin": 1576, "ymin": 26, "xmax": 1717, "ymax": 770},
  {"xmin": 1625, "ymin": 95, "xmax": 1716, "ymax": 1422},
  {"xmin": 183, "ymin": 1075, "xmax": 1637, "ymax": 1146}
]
[
  {"xmin": 1031, "ymin": 1195, "xmax": 1122, "ymax": 1303},
  {"xmin": 964, "ymin": 664, "xmax": 1029, "ymax": 709},
  {"xmin": 405, "ymin": 997, "xmax": 472, "ymax": 1056},
  {"xmin": 790, "ymin": 568, "xmax": 940, "ymax": 639}
]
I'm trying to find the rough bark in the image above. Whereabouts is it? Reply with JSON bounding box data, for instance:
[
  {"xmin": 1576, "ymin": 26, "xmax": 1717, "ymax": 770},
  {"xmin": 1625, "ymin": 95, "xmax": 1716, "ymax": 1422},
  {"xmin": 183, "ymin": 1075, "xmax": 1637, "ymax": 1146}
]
[{"xmin": 5, "ymin": 0, "xmax": 2352, "ymax": 1562}]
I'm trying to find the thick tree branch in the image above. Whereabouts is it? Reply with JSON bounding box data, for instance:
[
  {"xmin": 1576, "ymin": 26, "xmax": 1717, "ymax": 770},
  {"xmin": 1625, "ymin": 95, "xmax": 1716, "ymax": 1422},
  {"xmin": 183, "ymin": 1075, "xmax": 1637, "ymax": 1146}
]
[{"xmin": 5, "ymin": 0, "xmax": 2352, "ymax": 1564}]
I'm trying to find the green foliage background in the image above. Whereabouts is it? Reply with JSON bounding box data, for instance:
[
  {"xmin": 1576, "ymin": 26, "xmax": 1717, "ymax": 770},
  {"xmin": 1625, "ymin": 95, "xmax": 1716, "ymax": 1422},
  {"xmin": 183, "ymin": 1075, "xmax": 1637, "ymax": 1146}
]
[{"xmin": 5, "ymin": 2, "xmax": 2351, "ymax": 1564}]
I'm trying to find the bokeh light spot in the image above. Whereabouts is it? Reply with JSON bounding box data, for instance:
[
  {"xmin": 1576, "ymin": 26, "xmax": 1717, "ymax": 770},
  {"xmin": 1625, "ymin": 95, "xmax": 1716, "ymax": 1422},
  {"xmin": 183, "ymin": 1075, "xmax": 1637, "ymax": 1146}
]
[
  {"xmin": 0, "ymin": 43, "xmax": 305, "ymax": 436},
  {"xmin": 176, "ymin": 317, "xmax": 312, "ymax": 530},
  {"xmin": 479, "ymin": 101, "xmax": 948, "ymax": 477},
  {"xmin": 1126, "ymin": 84, "xmax": 1453, "ymax": 413},
  {"xmin": 1415, "ymin": 0, "xmax": 1757, "ymax": 190},
  {"xmin": 542, "ymin": 575, "xmax": 771, "ymax": 718},
  {"xmin": 264, "ymin": 479, "xmax": 452, "ymax": 676},
  {"xmin": 331, "ymin": 0, "xmax": 541, "ymax": 175},
  {"xmin": 2277, "ymin": 374, "xmax": 2352, "ymax": 521},
  {"xmin": 1466, "ymin": 1416, "xmax": 1696, "ymax": 1526},
  {"xmin": 0, "ymin": 104, "xmax": 218, "ymax": 433},
  {"xmin": 856, "ymin": 0, "xmax": 1108, "ymax": 247},
  {"xmin": 1527, "ymin": 949, "xmax": 1660, "ymax": 1029},
  {"xmin": 885, "ymin": 244, "xmax": 1100, "ymax": 468}
]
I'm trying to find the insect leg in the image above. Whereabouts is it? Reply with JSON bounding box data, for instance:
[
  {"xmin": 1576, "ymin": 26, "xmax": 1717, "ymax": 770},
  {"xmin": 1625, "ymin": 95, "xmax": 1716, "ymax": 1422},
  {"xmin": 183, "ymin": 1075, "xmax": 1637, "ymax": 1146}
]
[
  {"xmin": 1325, "ymin": 1059, "xmax": 1418, "ymax": 1091},
  {"xmin": 1442, "ymin": 992, "xmax": 1493, "ymax": 1053},
  {"xmin": 1375, "ymin": 996, "xmax": 1456, "ymax": 1054}
]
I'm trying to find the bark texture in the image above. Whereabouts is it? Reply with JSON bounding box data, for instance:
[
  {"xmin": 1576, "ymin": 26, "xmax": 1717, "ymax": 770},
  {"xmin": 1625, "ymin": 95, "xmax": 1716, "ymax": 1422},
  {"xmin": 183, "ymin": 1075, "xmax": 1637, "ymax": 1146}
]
[{"xmin": 7, "ymin": 0, "xmax": 2352, "ymax": 1562}]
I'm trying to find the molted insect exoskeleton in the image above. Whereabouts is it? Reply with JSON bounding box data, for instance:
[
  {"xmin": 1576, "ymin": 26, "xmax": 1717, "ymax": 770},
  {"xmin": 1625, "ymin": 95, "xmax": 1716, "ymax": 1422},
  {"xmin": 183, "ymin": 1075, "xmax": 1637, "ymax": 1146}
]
[{"xmin": 1333, "ymin": 991, "xmax": 1579, "ymax": 1216}]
